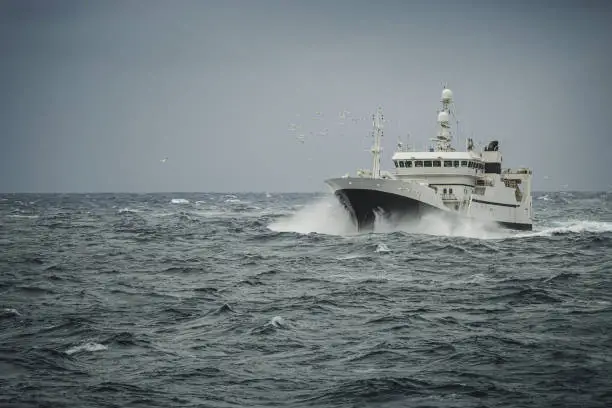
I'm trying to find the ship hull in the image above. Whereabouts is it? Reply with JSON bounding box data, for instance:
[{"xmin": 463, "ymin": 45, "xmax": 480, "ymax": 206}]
[
  {"xmin": 334, "ymin": 188, "xmax": 438, "ymax": 231},
  {"xmin": 326, "ymin": 177, "xmax": 532, "ymax": 232}
]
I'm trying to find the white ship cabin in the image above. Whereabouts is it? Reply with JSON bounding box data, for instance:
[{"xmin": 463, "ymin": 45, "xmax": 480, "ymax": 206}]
[
  {"xmin": 391, "ymin": 151, "xmax": 484, "ymax": 204},
  {"xmin": 389, "ymin": 140, "xmax": 531, "ymax": 210}
]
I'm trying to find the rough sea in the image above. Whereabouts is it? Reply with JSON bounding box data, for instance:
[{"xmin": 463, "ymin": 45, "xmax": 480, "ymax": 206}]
[{"xmin": 1, "ymin": 191, "xmax": 611, "ymax": 407}]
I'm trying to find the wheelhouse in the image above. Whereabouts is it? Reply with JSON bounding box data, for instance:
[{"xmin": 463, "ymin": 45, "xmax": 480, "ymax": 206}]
[{"xmin": 394, "ymin": 159, "xmax": 484, "ymax": 171}]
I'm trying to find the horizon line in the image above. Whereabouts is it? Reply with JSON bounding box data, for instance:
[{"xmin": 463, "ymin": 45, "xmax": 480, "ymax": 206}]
[{"xmin": 0, "ymin": 189, "xmax": 609, "ymax": 195}]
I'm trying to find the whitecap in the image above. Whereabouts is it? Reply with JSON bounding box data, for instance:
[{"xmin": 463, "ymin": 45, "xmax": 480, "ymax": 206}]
[
  {"xmin": 117, "ymin": 207, "xmax": 140, "ymax": 214},
  {"xmin": 1, "ymin": 308, "xmax": 20, "ymax": 317},
  {"xmin": 375, "ymin": 243, "xmax": 391, "ymax": 253},
  {"xmin": 268, "ymin": 195, "xmax": 356, "ymax": 235},
  {"xmin": 514, "ymin": 220, "xmax": 612, "ymax": 238},
  {"xmin": 65, "ymin": 342, "xmax": 108, "ymax": 355},
  {"xmin": 270, "ymin": 316, "xmax": 286, "ymax": 328}
]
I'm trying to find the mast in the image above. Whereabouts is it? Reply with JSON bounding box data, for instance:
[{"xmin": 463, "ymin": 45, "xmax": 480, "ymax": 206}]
[
  {"xmin": 371, "ymin": 106, "xmax": 384, "ymax": 179},
  {"xmin": 431, "ymin": 87, "xmax": 455, "ymax": 152}
]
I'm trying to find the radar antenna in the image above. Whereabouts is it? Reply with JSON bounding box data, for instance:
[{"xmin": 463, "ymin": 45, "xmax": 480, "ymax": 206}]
[{"xmin": 430, "ymin": 85, "xmax": 456, "ymax": 152}]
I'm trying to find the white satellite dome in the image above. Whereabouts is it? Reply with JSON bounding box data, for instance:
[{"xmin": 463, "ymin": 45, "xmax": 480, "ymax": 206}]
[
  {"xmin": 441, "ymin": 88, "xmax": 453, "ymax": 102},
  {"xmin": 437, "ymin": 111, "xmax": 450, "ymax": 123}
]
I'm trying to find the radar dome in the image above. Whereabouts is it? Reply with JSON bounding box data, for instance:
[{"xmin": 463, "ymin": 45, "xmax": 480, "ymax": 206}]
[
  {"xmin": 437, "ymin": 111, "xmax": 450, "ymax": 123},
  {"xmin": 441, "ymin": 88, "xmax": 453, "ymax": 102}
]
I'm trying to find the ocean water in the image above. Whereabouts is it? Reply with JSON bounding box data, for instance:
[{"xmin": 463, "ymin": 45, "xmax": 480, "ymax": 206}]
[{"xmin": 1, "ymin": 191, "xmax": 611, "ymax": 407}]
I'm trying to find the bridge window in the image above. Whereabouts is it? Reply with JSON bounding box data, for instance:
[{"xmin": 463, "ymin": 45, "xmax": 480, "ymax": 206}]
[
  {"xmin": 454, "ymin": 160, "xmax": 460, "ymax": 167},
  {"xmin": 468, "ymin": 161, "xmax": 473, "ymax": 168},
  {"xmin": 449, "ymin": 188, "xmax": 453, "ymax": 194},
  {"xmin": 424, "ymin": 161, "xmax": 432, "ymax": 167},
  {"xmin": 399, "ymin": 160, "xmax": 405, "ymax": 168},
  {"xmin": 443, "ymin": 188, "xmax": 447, "ymax": 194},
  {"xmin": 461, "ymin": 160, "xmax": 468, "ymax": 167},
  {"xmin": 433, "ymin": 160, "xmax": 441, "ymax": 167},
  {"xmin": 443, "ymin": 161, "xmax": 452, "ymax": 167},
  {"xmin": 406, "ymin": 161, "xmax": 412, "ymax": 168},
  {"xmin": 415, "ymin": 161, "xmax": 423, "ymax": 167}
]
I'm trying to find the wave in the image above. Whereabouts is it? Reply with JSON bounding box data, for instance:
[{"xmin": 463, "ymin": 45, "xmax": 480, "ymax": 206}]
[
  {"xmin": 65, "ymin": 342, "xmax": 108, "ymax": 355},
  {"xmin": 267, "ymin": 196, "xmax": 508, "ymax": 239},
  {"xmin": 267, "ymin": 195, "xmax": 612, "ymax": 242},
  {"xmin": 268, "ymin": 196, "xmax": 356, "ymax": 235},
  {"xmin": 513, "ymin": 220, "xmax": 612, "ymax": 238},
  {"xmin": 6, "ymin": 214, "xmax": 39, "ymax": 219}
]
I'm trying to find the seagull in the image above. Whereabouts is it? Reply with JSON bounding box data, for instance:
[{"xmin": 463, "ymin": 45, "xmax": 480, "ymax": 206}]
[{"xmin": 160, "ymin": 157, "xmax": 168, "ymax": 163}]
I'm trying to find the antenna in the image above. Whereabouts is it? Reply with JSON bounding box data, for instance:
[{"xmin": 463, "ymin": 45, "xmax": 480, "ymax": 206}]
[
  {"xmin": 371, "ymin": 106, "xmax": 384, "ymax": 179},
  {"xmin": 406, "ymin": 132, "xmax": 412, "ymax": 151}
]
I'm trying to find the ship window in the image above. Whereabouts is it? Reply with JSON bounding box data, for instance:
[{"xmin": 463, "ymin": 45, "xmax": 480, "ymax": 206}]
[
  {"xmin": 415, "ymin": 161, "xmax": 423, "ymax": 167},
  {"xmin": 424, "ymin": 161, "xmax": 432, "ymax": 167},
  {"xmin": 444, "ymin": 161, "xmax": 452, "ymax": 167},
  {"xmin": 433, "ymin": 160, "xmax": 441, "ymax": 167},
  {"xmin": 454, "ymin": 160, "xmax": 459, "ymax": 167},
  {"xmin": 406, "ymin": 161, "xmax": 412, "ymax": 168},
  {"xmin": 449, "ymin": 188, "xmax": 453, "ymax": 194},
  {"xmin": 468, "ymin": 161, "xmax": 473, "ymax": 168},
  {"xmin": 443, "ymin": 188, "xmax": 447, "ymax": 194},
  {"xmin": 399, "ymin": 160, "xmax": 405, "ymax": 168},
  {"xmin": 461, "ymin": 160, "xmax": 468, "ymax": 167}
]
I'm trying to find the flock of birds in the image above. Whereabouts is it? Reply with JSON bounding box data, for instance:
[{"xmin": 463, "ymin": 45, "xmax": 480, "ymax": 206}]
[
  {"xmin": 155, "ymin": 111, "xmax": 580, "ymax": 191},
  {"xmin": 288, "ymin": 109, "xmax": 376, "ymax": 146},
  {"xmin": 285, "ymin": 111, "xmax": 576, "ymax": 190}
]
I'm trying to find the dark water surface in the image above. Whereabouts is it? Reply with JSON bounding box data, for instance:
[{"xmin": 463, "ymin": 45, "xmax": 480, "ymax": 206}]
[{"xmin": 1, "ymin": 191, "xmax": 611, "ymax": 407}]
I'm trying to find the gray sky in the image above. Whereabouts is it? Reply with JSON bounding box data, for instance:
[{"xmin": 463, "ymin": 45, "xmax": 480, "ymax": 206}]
[{"xmin": 1, "ymin": 0, "xmax": 610, "ymax": 193}]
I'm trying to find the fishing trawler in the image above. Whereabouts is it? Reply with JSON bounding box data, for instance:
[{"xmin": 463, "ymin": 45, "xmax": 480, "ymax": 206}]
[{"xmin": 324, "ymin": 87, "xmax": 533, "ymax": 231}]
